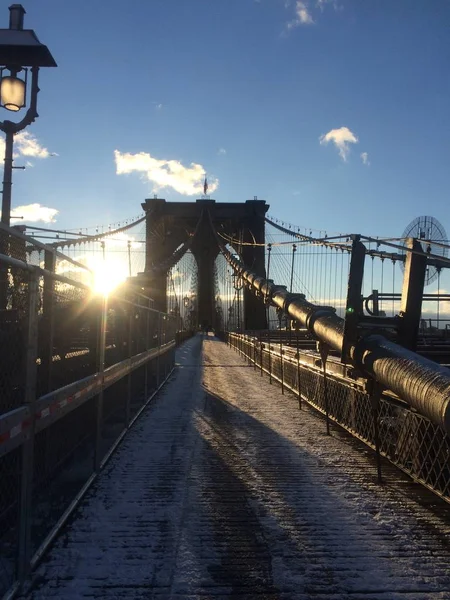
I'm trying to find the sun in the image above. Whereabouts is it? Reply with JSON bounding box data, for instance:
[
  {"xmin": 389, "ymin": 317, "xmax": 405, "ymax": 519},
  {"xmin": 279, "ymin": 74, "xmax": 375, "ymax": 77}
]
[{"xmin": 90, "ymin": 258, "xmax": 128, "ymax": 296}]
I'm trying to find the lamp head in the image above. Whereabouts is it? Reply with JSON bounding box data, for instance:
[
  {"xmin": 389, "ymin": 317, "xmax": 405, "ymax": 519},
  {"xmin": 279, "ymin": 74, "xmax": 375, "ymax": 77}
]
[
  {"xmin": 0, "ymin": 4, "xmax": 57, "ymax": 68},
  {"xmin": 9, "ymin": 5, "xmax": 25, "ymax": 31},
  {"xmin": 0, "ymin": 66, "xmax": 26, "ymax": 111}
]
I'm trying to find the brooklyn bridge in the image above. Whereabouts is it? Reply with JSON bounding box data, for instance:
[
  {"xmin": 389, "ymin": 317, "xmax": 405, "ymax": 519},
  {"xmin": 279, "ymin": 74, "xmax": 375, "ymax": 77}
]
[
  {"xmin": 0, "ymin": 198, "xmax": 450, "ymax": 599},
  {"xmin": 1, "ymin": 198, "xmax": 450, "ymax": 599},
  {"xmin": 0, "ymin": 0, "xmax": 448, "ymax": 596}
]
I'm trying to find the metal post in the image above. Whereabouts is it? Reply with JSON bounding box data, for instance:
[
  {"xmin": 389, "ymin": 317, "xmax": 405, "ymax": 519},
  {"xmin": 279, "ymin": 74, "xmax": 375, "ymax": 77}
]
[
  {"xmin": 372, "ymin": 289, "xmax": 379, "ymax": 316},
  {"xmin": 253, "ymin": 332, "xmax": 256, "ymax": 370},
  {"xmin": 268, "ymin": 338, "xmax": 272, "ymax": 384},
  {"xmin": 342, "ymin": 236, "xmax": 366, "ymax": 363},
  {"xmin": 18, "ymin": 272, "xmax": 39, "ymax": 584},
  {"xmin": 94, "ymin": 295, "xmax": 107, "ymax": 472},
  {"xmin": 156, "ymin": 312, "xmax": 161, "ymax": 388},
  {"xmin": 266, "ymin": 243, "xmax": 272, "ymax": 328},
  {"xmin": 144, "ymin": 306, "xmax": 150, "ymax": 400},
  {"xmin": 297, "ymin": 334, "xmax": 302, "ymax": 410},
  {"xmin": 41, "ymin": 250, "xmax": 55, "ymax": 483},
  {"xmin": 280, "ymin": 332, "xmax": 284, "ymax": 394},
  {"xmin": 1, "ymin": 130, "xmax": 14, "ymax": 227},
  {"xmin": 0, "ymin": 131, "xmax": 14, "ymax": 309},
  {"xmin": 397, "ymin": 238, "xmax": 427, "ymax": 351},
  {"xmin": 290, "ymin": 244, "xmax": 297, "ymax": 293},
  {"xmin": 259, "ymin": 330, "xmax": 263, "ymax": 376},
  {"xmin": 319, "ymin": 342, "xmax": 331, "ymax": 435},
  {"xmin": 237, "ymin": 286, "xmax": 241, "ymax": 332},
  {"xmin": 125, "ymin": 312, "xmax": 132, "ymax": 427},
  {"xmin": 369, "ymin": 380, "xmax": 383, "ymax": 484},
  {"xmin": 40, "ymin": 249, "xmax": 56, "ymax": 394},
  {"xmin": 127, "ymin": 240, "xmax": 132, "ymax": 277}
]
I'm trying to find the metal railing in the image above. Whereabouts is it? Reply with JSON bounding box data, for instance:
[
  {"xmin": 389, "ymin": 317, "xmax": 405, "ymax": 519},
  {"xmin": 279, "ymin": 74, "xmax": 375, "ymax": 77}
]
[
  {"xmin": 227, "ymin": 331, "xmax": 450, "ymax": 505},
  {"xmin": 0, "ymin": 226, "xmax": 192, "ymax": 599}
]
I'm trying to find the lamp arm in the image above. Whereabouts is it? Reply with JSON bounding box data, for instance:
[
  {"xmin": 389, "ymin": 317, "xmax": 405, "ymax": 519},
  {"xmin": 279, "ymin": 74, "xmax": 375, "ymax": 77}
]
[{"xmin": 0, "ymin": 66, "xmax": 40, "ymax": 134}]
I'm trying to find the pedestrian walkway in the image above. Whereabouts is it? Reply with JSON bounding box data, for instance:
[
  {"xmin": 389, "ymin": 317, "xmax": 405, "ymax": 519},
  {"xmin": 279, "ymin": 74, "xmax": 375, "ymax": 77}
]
[{"xmin": 27, "ymin": 334, "xmax": 450, "ymax": 599}]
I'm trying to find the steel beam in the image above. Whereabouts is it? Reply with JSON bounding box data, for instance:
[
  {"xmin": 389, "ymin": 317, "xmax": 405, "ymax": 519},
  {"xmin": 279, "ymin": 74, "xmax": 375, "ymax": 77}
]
[{"xmin": 397, "ymin": 238, "xmax": 427, "ymax": 350}]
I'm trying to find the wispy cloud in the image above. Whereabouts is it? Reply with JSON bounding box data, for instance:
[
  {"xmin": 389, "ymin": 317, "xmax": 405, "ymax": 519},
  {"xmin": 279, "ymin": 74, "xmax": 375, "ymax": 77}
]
[
  {"xmin": 316, "ymin": 0, "xmax": 339, "ymax": 11},
  {"xmin": 360, "ymin": 152, "xmax": 370, "ymax": 166},
  {"xmin": 285, "ymin": 0, "xmax": 339, "ymax": 30},
  {"xmin": 6, "ymin": 203, "xmax": 59, "ymax": 223},
  {"xmin": 319, "ymin": 126, "xmax": 359, "ymax": 161},
  {"xmin": 114, "ymin": 150, "xmax": 219, "ymax": 196},
  {"xmin": 218, "ymin": 147, "xmax": 227, "ymax": 155},
  {"xmin": 15, "ymin": 131, "xmax": 53, "ymax": 158},
  {"xmin": 0, "ymin": 131, "xmax": 56, "ymax": 164},
  {"xmin": 287, "ymin": 1, "xmax": 314, "ymax": 28}
]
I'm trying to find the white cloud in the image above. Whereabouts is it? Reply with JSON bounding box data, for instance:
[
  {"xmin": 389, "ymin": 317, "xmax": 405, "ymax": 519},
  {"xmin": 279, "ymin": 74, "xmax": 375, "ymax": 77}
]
[
  {"xmin": 8, "ymin": 203, "xmax": 58, "ymax": 223},
  {"xmin": 319, "ymin": 126, "xmax": 359, "ymax": 161},
  {"xmin": 360, "ymin": 152, "xmax": 370, "ymax": 166},
  {"xmin": 0, "ymin": 131, "xmax": 56, "ymax": 164},
  {"xmin": 15, "ymin": 131, "xmax": 51, "ymax": 158},
  {"xmin": 218, "ymin": 148, "xmax": 227, "ymax": 155},
  {"xmin": 114, "ymin": 150, "xmax": 219, "ymax": 196},
  {"xmin": 287, "ymin": 1, "xmax": 314, "ymax": 28},
  {"xmin": 285, "ymin": 0, "xmax": 339, "ymax": 30}
]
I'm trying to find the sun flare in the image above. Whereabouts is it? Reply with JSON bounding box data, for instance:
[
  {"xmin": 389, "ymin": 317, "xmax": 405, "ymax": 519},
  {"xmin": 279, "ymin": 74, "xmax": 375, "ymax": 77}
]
[{"xmin": 90, "ymin": 258, "xmax": 128, "ymax": 296}]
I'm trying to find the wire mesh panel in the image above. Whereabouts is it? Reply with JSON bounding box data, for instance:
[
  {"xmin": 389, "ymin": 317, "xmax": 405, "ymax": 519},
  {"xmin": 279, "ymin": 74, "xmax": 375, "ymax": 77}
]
[
  {"xmin": 0, "ymin": 311, "xmax": 26, "ymax": 414},
  {"xmin": 227, "ymin": 333, "xmax": 450, "ymax": 504},
  {"xmin": 167, "ymin": 250, "xmax": 198, "ymax": 330},
  {"xmin": 0, "ymin": 446, "xmax": 21, "ymax": 595},
  {"xmin": 0, "ymin": 257, "xmax": 35, "ymax": 596},
  {"xmin": 0, "ymin": 224, "xmax": 186, "ymax": 597},
  {"xmin": 31, "ymin": 397, "xmax": 97, "ymax": 554},
  {"xmin": 215, "ymin": 250, "xmax": 245, "ymax": 332}
]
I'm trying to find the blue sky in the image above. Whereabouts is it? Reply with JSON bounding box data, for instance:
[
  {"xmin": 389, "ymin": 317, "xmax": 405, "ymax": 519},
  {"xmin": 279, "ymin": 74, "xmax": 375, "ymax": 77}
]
[{"xmin": 1, "ymin": 0, "xmax": 449, "ymax": 239}]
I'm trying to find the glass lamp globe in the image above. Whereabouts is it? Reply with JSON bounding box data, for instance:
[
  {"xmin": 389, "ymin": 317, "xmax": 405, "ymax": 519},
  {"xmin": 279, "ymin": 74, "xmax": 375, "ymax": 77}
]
[{"xmin": 1, "ymin": 74, "xmax": 26, "ymax": 111}]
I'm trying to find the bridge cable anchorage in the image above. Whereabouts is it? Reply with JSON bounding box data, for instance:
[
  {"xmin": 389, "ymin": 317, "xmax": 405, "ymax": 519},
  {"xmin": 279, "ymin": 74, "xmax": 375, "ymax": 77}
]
[{"xmin": 212, "ymin": 222, "xmax": 450, "ymax": 434}]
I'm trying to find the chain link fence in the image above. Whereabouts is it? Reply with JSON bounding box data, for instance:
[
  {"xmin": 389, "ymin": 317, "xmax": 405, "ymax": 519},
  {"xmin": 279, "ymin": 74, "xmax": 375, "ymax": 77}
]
[
  {"xmin": 0, "ymin": 225, "xmax": 191, "ymax": 598},
  {"xmin": 227, "ymin": 331, "xmax": 450, "ymax": 505}
]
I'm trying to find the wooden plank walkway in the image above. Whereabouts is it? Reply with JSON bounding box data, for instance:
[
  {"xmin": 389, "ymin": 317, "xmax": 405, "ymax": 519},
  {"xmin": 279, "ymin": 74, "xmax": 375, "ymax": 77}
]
[{"xmin": 25, "ymin": 334, "xmax": 450, "ymax": 599}]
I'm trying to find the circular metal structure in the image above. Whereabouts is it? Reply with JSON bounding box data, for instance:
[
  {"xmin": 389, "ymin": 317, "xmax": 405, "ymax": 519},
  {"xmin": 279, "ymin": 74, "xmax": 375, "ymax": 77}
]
[{"xmin": 401, "ymin": 216, "xmax": 448, "ymax": 285}]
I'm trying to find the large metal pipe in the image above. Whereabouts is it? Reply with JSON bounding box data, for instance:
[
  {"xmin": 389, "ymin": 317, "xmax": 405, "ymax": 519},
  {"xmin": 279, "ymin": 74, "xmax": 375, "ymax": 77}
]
[{"xmin": 222, "ymin": 246, "xmax": 450, "ymax": 434}]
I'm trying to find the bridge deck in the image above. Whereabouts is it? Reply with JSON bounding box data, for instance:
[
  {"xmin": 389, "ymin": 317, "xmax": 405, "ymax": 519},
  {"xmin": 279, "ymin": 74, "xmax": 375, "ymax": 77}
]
[{"xmin": 27, "ymin": 335, "xmax": 450, "ymax": 599}]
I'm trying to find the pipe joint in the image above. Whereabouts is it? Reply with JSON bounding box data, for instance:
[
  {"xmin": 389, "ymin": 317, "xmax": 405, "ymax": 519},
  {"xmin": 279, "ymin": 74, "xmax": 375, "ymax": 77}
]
[
  {"xmin": 283, "ymin": 293, "xmax": 306, "ymax": 314},
  {"xmin": 306, "ymin": 307, "xmax": 336, "ymax": 331}
]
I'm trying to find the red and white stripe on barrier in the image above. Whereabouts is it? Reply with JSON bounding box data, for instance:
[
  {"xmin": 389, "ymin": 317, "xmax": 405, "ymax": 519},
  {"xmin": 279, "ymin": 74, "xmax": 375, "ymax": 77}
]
[
  {"xmin": 0, "ymin": 418, "xmax": 31, "ymax": 445},
  {"xmin": 0, "ymin": 383, "xmax": 99, "ymax": 449},
  {"xmin": 0, "ymin": 343, "xmax": 173, "ymax": 451}
]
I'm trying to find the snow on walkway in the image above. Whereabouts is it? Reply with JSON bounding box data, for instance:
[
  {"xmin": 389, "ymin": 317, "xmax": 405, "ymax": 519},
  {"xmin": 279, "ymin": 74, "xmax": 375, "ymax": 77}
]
[{"xmin": 27, "ymin": 334, "xmax": 450, "ymax": 599}]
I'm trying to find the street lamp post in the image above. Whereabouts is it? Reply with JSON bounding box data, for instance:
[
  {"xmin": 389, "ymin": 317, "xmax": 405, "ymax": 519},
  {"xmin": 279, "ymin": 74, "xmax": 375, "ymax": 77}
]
[
  {"xmin": 0, "ymin": 4, "xmax": 56, "ymax": 310},
  {"xmin": 0, "ymin": 4, "xmax": 56, "ymax": 227}
]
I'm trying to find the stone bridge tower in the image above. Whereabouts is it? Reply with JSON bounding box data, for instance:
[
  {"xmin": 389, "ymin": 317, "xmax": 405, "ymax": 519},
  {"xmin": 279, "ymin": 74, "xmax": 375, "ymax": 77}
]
[{"xmin": 137, "ymin": 198, "xmax": 269, "ymax": 331}]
